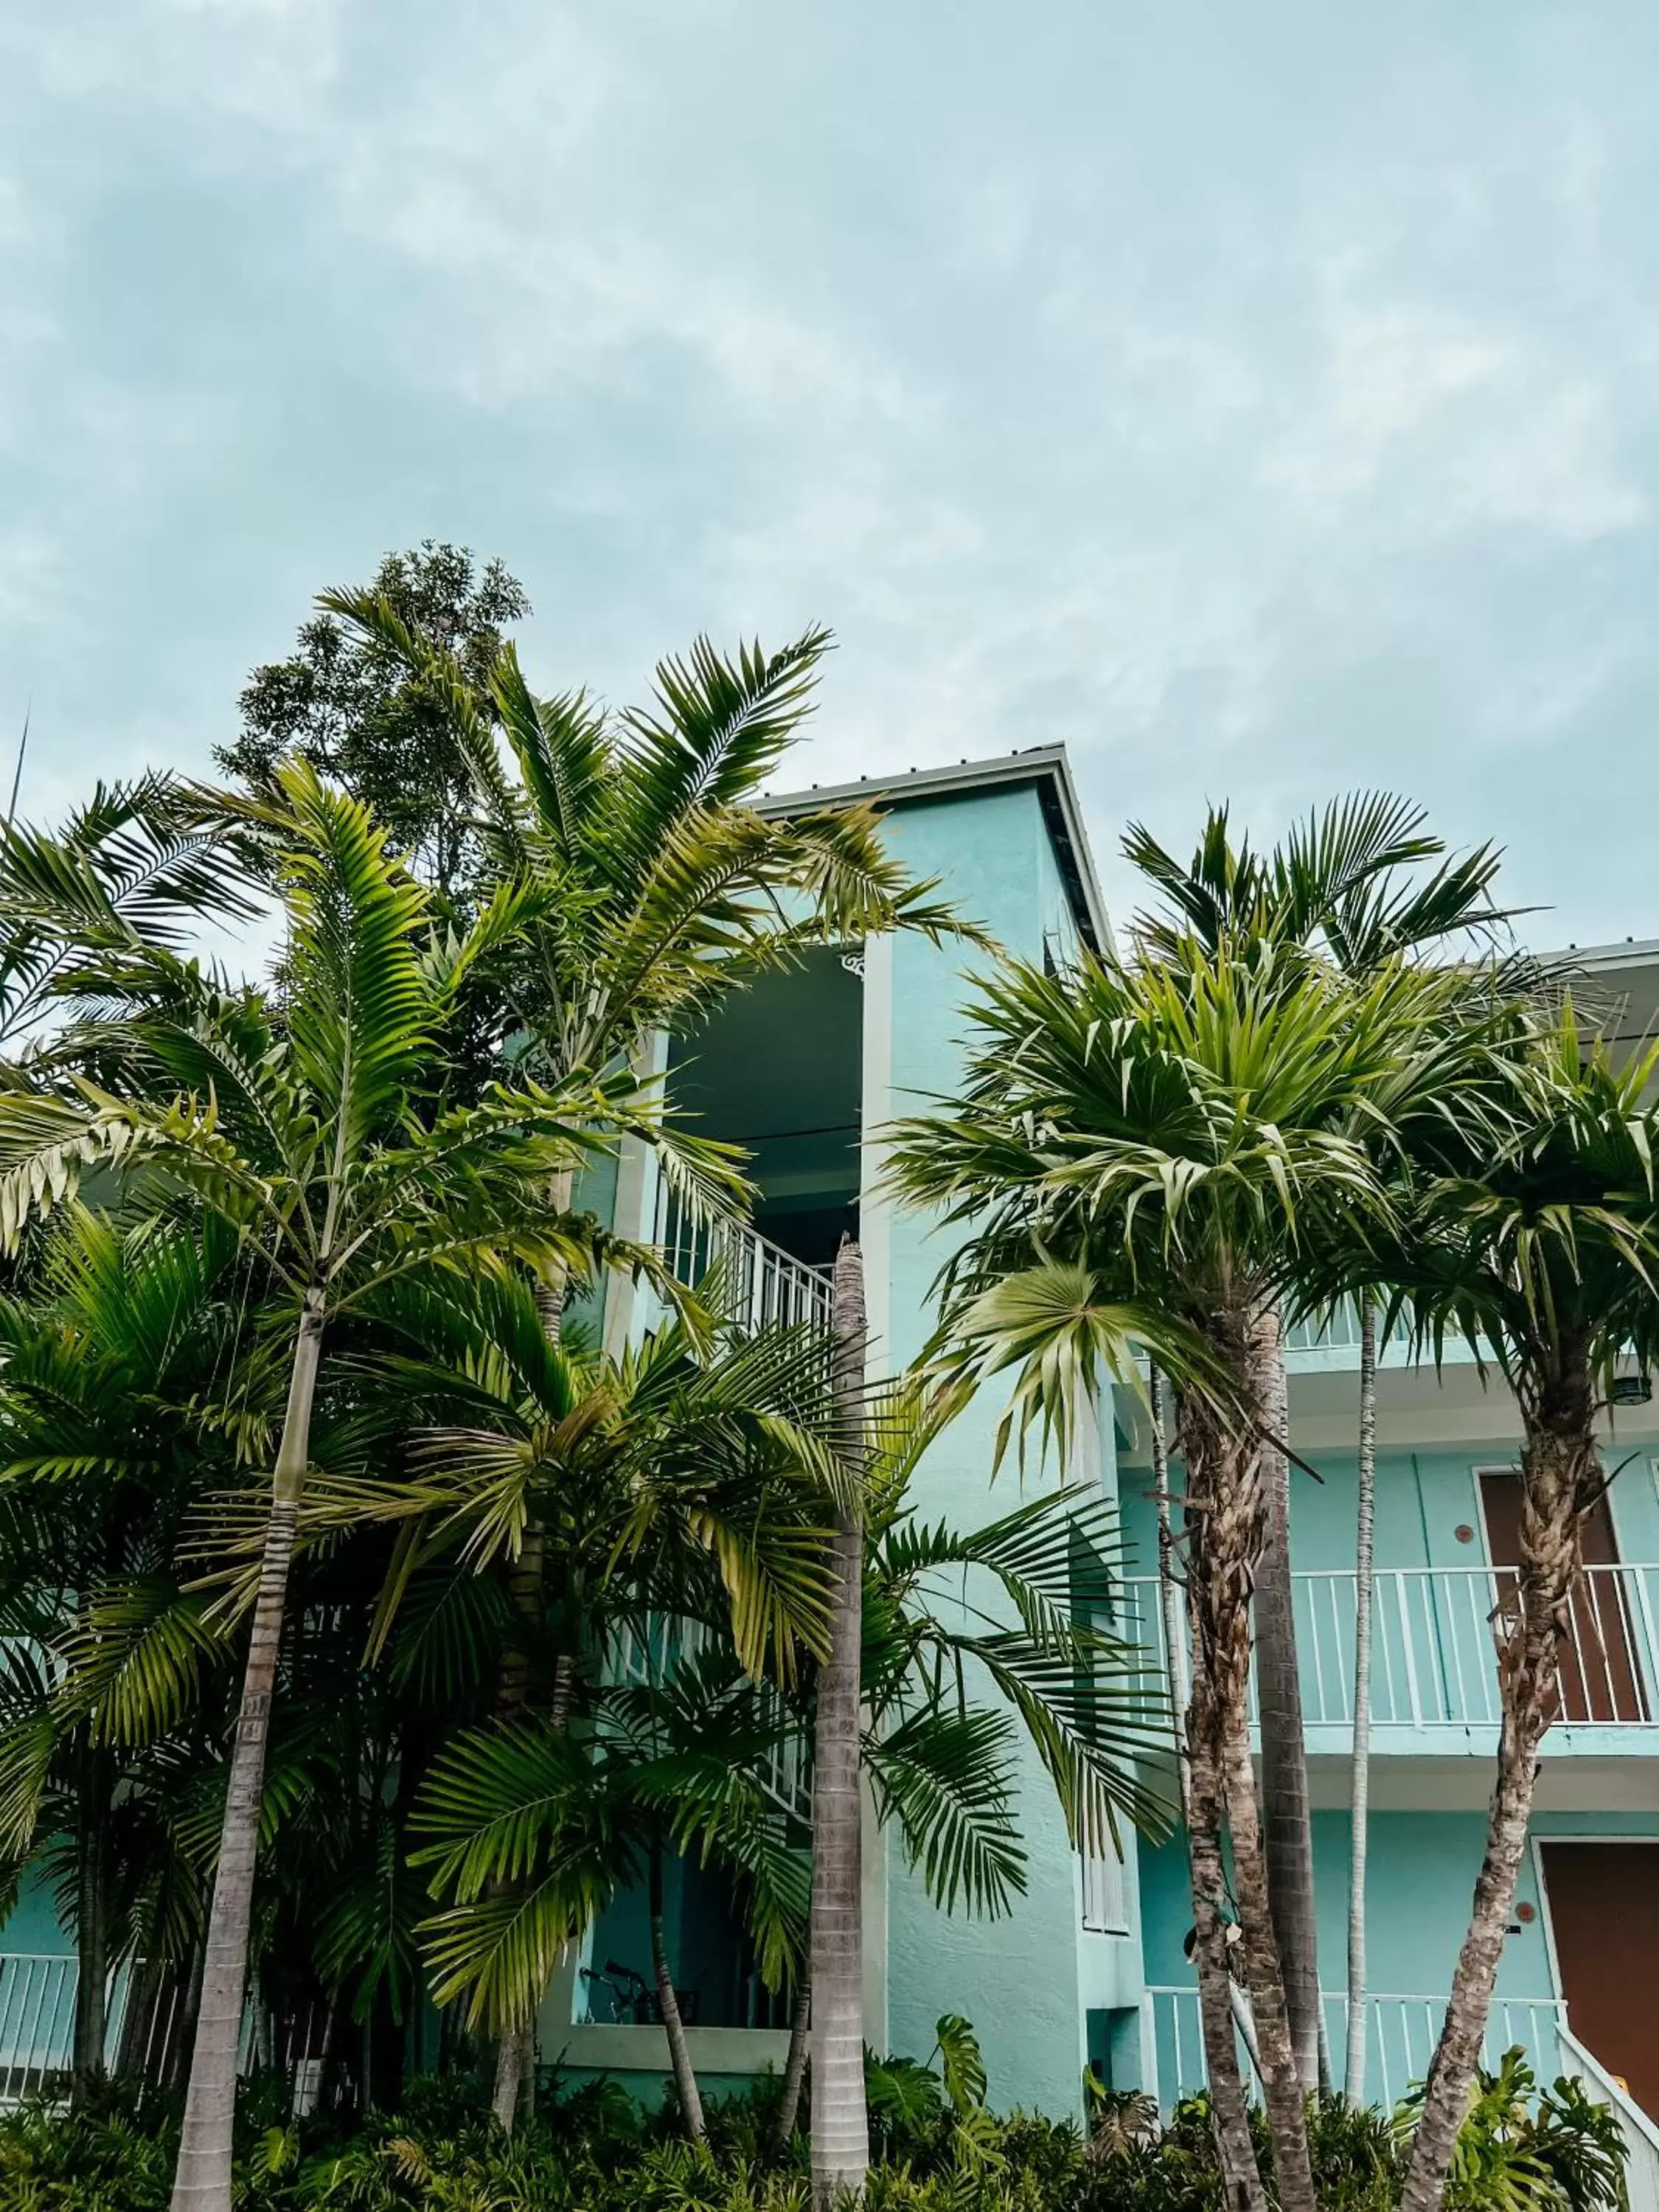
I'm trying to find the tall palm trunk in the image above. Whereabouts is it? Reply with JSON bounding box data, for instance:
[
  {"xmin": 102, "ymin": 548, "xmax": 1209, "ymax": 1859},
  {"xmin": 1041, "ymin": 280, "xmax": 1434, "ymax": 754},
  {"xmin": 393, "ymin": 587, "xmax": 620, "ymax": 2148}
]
[
  {"xmin": 71, "ymin": 1748, "xmax": 112, "ymax": 2104},
  {"xmin": 1177, "ymin": 1309, "xmax": 1317, "ymax": 2212},
  {"xmin": 1402, "ymin": 1352, "xmax": 1593, "ymax": 2212},
  {"xmin": 170, "ymin": 1287, "xmax": 325, "ymax": 2212},
  {"xmin": 1186, "ymin": 1695, "xmax": 1269, "ymax": 2212},
  {"xmin": 773, "ymin": 1968, "xmax": 811, "ymax": 2153},
  {"xmin": 1155, "ymin": 1371, "xmax": 1265, "ymax": 2212},
  {"xmin": 1343, "ymin": 1300, "xmax": 1378, "ymax": 2101},
  {"xmin": 1252, "ymin": 1301, "xmax": 1321, "ymax": 2090},
  {"xmin": 810, "ymin": 1237, "xmax": 868, "ymax": 2209},
  {"xmin": 493, "ymin": 1169, "xmax": 575, "ymax": 2133},
  {"xmin": 649, "ymin": 1839, "xmax": 706, "ymax": 2140}
]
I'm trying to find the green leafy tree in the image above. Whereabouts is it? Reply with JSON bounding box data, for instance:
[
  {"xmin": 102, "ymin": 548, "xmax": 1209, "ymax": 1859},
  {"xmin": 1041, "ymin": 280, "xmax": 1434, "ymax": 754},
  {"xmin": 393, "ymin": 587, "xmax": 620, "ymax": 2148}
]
[
  {"xmin": 0, "ymin": 762, "xmax": 708, "ymax": 2212},
  {"xmin": 1124, "ymin": 792, "xmax": 1512, "ymax": 2096},
  {"xmin": 0, "ymin": 1210, "xmax": 271, "ymax": 2101},
  {"xmin": 218, "ymin": 543, "xmax": 529, "ymax": 906},
  {"xmin": 1352, "ymin": 1009, "xmax": 1659, "ymax": 2212},
  {"xmin": 886, "ymin": 938, "xmax": 1478, "ymax": 2212}
]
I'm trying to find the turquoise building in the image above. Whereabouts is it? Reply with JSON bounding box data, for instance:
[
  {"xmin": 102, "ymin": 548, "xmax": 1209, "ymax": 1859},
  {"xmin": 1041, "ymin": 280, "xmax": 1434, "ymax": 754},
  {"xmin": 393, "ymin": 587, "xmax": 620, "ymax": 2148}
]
[
  {"xmin": 3, "ymin": 747, "xmax": 1655, "ymax": 2190},
  {"xmin": 548, "ymin": 749, "xmax": 1659, "ymax": 2184}
]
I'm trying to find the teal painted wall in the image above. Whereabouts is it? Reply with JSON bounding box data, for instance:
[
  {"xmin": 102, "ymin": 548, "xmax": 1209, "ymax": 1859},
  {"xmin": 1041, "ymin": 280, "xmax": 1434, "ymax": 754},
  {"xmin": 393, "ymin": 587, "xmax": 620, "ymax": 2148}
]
[
  {"xmin": 872, "ymin": 784, "xmax": 1100, "ymax": 2117},
  {"xmin": 1138, "ymin": 1806, "xmax": 1659, "ymax": 2104},
  {"xmin": 0, "ymin": 1866, "xmax": 72, "ymax": 1954}
]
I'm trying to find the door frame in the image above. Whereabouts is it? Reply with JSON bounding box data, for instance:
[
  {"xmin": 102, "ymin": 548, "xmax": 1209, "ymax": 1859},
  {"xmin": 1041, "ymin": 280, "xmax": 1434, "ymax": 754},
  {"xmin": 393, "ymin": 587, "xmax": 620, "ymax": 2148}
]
[{"xmin": 1529, "ymin": 1834, "xmax": 1659, "ymax": 2012}]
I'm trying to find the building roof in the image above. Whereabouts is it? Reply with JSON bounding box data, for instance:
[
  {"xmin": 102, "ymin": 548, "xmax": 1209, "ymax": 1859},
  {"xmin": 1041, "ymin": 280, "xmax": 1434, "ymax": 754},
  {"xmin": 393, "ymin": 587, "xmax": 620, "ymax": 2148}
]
[
  {"xmin": 756, "ymin": 744, "xmax": 1111, "ymax": 955},
  {"xmin": 1537, "ymin": 937, "xmax": 1659, "ymax": 1050}
]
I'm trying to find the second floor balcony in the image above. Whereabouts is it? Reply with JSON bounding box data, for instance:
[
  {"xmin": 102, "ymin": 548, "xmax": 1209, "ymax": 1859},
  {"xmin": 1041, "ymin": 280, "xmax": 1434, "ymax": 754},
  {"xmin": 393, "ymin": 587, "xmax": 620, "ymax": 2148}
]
[{"xmin": 1122, "ymin": 1562, "xmax": 1659, "ymax": 1751}]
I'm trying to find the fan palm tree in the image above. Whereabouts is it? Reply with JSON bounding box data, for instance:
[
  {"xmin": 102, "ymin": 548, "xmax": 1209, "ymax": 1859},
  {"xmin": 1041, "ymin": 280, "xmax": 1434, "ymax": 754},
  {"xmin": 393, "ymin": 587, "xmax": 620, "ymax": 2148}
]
[
  {"xmin": 885, "ymin": 937, "xmax": 1478, "ymax": 2212},
  {"xmin": 1338, "ymin": 1006, "xmax": 1659, "ymax": 2212},
  {"xmin": 0, "ymin": 762, "xmax": 714, "ymax": 2212},
  {"xmin": 1124, "ymin": 793, "xmax": 1511, "ymax": 2093}
]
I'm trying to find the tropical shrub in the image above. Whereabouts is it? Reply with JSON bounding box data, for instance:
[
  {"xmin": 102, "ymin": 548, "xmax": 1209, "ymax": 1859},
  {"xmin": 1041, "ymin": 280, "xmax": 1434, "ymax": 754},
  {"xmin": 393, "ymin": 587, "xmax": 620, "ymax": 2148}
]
[{"xmin": 0, "ymin": 2048, "xmax": 1629, "ymax": 2211}]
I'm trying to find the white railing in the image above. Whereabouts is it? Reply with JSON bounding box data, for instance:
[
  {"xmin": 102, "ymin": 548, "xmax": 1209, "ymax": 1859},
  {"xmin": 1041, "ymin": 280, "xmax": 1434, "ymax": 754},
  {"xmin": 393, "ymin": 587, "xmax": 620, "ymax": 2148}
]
[
  {"xmin": 0, "ymin": 1955, "xmax": 152, "ymax": 2104},
  {"xmin": 1147, "ymin": 1985, "xmax": 1567, "ymax": 2112},
  {"xmin": 1560, "ymin": 2025, "xmax": 1659, "ymax": 2212},
  {"xmin": 1283, "ymin": 1300, "xmax": 1413, "ymax": 1355},
  {"xmin": 610, "ymin": 1615, "xmax": 813, "ymax": 1828},
  {"xmin": 1124, "ymin": 1564, "xmax": 1659, "ymax": 1733},
  {"xmin": 651, "ymin": 1181, "xmax": 830, "ymax": 1335}
]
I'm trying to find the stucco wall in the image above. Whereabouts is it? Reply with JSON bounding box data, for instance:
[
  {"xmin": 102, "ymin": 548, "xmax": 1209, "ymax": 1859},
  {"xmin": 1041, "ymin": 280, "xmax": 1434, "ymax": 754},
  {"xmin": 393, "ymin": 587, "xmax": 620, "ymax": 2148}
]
[{"xmin": 868, "ymin": 784, "xmax": 1105, "ymax": 2115}]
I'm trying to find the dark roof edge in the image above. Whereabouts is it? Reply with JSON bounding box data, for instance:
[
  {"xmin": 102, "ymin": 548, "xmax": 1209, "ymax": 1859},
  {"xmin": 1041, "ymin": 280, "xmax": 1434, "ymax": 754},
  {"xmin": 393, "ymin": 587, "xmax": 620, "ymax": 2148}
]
[{"xmin": 756, "ymin": 745, "xmax": 1111, "ymax": 956}]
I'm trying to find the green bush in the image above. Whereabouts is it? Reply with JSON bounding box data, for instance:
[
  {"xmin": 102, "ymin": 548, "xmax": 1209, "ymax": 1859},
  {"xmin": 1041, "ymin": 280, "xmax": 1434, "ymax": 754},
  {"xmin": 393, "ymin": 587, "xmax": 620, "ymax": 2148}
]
[{"xmin": 0, "ymin": 2048, "xmax": 1629, "ymax": 2211}]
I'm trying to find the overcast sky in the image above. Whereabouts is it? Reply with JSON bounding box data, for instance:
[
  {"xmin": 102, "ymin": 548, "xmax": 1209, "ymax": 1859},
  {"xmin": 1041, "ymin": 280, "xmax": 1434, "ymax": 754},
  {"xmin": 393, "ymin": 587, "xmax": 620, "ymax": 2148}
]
[{"xmin": 4, "ymin": 2, "xmax": 1658, "ymax": 947}]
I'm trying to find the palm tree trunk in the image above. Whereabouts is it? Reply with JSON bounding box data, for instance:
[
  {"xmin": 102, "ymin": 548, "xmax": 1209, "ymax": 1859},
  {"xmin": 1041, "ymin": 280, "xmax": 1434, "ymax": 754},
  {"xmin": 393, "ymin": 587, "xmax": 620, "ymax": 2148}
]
[
  {"xmin": 72, "ymin": 1748, "xmax": 111, "ymax": 2104},
  {"xmin": 1185, "ymin": 1698, "xmax": 1268, "ymax": 2212},
  {"xmin": 1401, "ymin": 1372, "xmax": 1593, "ymax": 2212},
  {"xmin": 1217, "ymin": 1691, "xmax": 1318, "ymax": 2212},
  {"xmin": 492, "ymin": 1172, "xmax": 575, "ymax": 2135},
  {"xmin": 1343, "ymin": 1300, "xmax": 1378, "ymax": 2102},
  {"xmin": 648, "ymin": 1839, "xmax": 706, "ymax": 2140},
  {"xmin": 1178, "ymin": 1314, "xmax": 1316, "ymax": 2212},
  {"xmin": 170, "ymin": 1287, "xmax": 325, "ymax": 2212},
  {"xmin": 810, "ymin": 1237, "xmax": 868, "ymax": 2210},
  {"xmin": 1164, "ymin": 1366, "xmax": 1265, "ymax": 2211},
  {"xmin": 1251, "ymin": 1301, "xmax": 1321, "ymax": 2091},
  {"xmin": 773, "ymin": 1968, "xmax": 811, "ymax": 2154}
]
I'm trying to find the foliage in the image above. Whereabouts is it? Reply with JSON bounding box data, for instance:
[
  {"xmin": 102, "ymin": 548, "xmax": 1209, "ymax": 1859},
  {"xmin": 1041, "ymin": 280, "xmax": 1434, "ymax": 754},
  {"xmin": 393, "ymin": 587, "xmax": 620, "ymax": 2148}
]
[
  {"xmin": 218, "ymin": 542, "xmax": 531, "ymax": 905},
  {"xmin": 0, "ymin": 2050, "xmax": 1629, "ymax": 2211},
  {"xmin": 1401, "ymin": 2050, "xmax": 1630, "ymax": 2212}
]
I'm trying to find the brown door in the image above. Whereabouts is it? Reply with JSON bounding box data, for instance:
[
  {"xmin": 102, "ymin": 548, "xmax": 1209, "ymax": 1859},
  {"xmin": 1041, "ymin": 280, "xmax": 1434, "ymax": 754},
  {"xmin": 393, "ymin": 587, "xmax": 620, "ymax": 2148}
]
[
  {"xmin": 1479, "ymin": 1472, "xmax": 1648, "ymax": 1723},
  {"xmin": 1540, "ymin": 1841, "xmax": 1659, "ymax": 2118}
]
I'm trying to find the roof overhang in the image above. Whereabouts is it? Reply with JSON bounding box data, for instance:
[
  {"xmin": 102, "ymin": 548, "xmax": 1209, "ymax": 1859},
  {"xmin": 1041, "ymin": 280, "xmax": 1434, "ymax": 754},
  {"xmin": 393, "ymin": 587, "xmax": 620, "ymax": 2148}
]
[{"xmin": 756, "ymin": 745, "xmax": 1110, "ymax": 956}]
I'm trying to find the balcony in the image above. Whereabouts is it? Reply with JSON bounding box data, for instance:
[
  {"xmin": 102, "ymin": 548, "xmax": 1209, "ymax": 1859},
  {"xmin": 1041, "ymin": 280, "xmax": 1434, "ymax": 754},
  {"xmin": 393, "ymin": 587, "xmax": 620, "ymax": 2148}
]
[
  {"xmin": 650, "ymin": 1180, "xmax": 831, "ymax": 1334},
  {"xmin": 1123, "ymin": 1563, "xmax": 1659, "ymax": 1747},
  {"xmin": 1148, "ymin": 1982, "xmax": 1567, "ymax": 2110},
  {"xmin": 1145, "ymin": 1986, "xmax": 1659, "ymax": 2210}
]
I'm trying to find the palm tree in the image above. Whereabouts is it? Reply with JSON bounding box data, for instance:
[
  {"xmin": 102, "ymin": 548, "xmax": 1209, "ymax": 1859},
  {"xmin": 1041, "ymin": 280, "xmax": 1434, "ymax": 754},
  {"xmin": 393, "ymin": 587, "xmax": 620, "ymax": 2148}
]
[
  {"xmin": 797, "ymin": 1333, "xmax": 1183, "ymax": 2201},
  {"xmin": 288, "ymin": 1263, "xmax": 851, "ymax": 2110},
  {"xmin": 321, "ymin": 598, "xmax": 973, "ymax": 1084},
  {"xmin": 1124, "ymin": 793, "xmax": 1510, "ymax": 2093},
  {"xmin": 886, "ymin": 937, "xmax": 1474, "ymax": 2212},
  {"xmin": 1351, "ymin": 1006, "xmax": 1659, "ymax": 2212},
  {"xmin": 0, "ymin": 763, "xmax": 703, "ymax": 2212},
  {"xmin": 414, "ymin": 1644, "xmax": 812, "ymax": 2143},
  {"xmin": 811, "ymin": 1237, "xmax": 867, "ymax": 2208},
  {"xmin": 0, "ymin": 773, "xmax": 255, "ymax": 1055},
  {"xmin": 0, "ymin": 1209, "xmax": 269, "ymax": 2103},
  {"xmin": 319, "ymin": 602, "xmax": 977, "ymax": 2125}
]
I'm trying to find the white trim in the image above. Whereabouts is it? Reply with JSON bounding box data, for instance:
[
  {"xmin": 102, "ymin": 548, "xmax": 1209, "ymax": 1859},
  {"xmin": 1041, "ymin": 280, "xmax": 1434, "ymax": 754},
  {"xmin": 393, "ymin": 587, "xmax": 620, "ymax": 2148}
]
[
  {"xmin": 858, "ymin": 932, "xmax": 894, "ymax": 1382},
  {"xmin": 1532, "ymin": 1832, "xmax": 1659, "ymax": 2011},
  {"xmin": 755, "ymin": 746, "xmax": 1112, "ymax": 954}
]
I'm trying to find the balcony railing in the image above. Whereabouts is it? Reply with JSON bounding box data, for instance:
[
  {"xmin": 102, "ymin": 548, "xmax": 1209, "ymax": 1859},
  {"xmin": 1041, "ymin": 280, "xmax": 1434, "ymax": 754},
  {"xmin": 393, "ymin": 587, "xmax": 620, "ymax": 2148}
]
[
  {"xmin": 1148, "ymin": 1984, "xmax": 1565, "ymax": 2111},
  {"xmin": 1124, "ymin": 1563, "xmax": 1659, "ymax": 1732},
  {"xmin": 650, "ymin": 1181, "xmax": 830, "ymax": 1334},
  {"xmin": 609, "ymin": 1615, "xmax": 813, "ymax": 1828},
  {"xmin": 1282, "ymin": 1299, "xmax": 1413, "ymax": 1355}
]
